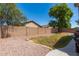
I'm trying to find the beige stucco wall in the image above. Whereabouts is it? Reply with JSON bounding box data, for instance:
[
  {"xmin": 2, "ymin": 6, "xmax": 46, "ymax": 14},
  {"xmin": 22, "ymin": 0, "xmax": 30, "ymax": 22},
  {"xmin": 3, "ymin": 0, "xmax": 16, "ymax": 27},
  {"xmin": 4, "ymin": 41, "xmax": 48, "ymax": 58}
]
[{"xmin": 25, "ymin": 22, "xmax": 39, "ymax": 28}]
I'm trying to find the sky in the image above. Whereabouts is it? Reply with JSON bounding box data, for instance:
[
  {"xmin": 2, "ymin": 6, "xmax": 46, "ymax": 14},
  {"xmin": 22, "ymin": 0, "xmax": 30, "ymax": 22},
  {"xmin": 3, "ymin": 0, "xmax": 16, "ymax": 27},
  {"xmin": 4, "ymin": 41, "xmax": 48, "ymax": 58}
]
[{"xmin": 16, "ymin": 3, "xmax": 78, "ymax": 28}]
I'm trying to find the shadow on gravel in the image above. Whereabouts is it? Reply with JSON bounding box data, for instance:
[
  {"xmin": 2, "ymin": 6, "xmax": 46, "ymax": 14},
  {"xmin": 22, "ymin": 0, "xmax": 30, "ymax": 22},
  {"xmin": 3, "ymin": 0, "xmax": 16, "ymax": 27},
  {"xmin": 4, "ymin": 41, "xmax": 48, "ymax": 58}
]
[
  {"xmin": 53, "ymin": 36, "xmax": 72, "ymax": 49},
  {"xmin": 53, "ymin": 36, "xmax": 79, "ymax": 56}
]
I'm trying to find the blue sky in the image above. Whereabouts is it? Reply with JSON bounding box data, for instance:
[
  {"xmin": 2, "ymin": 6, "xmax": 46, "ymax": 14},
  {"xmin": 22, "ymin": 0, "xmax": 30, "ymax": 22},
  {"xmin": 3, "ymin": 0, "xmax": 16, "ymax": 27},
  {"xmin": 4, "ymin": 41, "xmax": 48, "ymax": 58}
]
[{"xmin": 16, "ymin": 3, "xmax": 78, "ymax": 28}]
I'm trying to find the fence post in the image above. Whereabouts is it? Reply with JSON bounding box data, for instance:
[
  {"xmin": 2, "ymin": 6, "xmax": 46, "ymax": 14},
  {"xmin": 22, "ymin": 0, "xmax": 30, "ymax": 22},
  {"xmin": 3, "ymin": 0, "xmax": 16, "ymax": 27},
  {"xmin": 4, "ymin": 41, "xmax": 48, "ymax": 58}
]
[
  {"xmin": 38, "ymin": 28, "xmax": 39, "ymax": 37},
  {"xmin": 45, "ymin": 28, "xmax": 47, "ymax": 35},
  {"xmin": 26, "ymin": 27, "xmax": 29, "ymax": 40}
]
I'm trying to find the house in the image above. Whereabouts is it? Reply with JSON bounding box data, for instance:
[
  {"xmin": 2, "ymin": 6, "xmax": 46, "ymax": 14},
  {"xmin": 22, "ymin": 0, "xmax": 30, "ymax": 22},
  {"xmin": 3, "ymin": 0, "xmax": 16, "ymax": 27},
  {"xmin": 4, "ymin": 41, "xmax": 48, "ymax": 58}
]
[
  {"xmin": 25, "ymin": 20, "xmax": 42, "ymax": 28},
  {"xmin": 42, "ymin": 25, "xmax": 49, "ymax": 28}
]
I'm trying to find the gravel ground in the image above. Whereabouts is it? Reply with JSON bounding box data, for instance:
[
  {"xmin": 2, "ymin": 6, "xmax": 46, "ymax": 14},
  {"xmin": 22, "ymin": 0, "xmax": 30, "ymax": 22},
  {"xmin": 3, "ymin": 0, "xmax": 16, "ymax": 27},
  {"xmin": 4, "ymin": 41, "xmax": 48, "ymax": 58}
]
[
  {"xmin": 0, "ymin": 36, "xmax": 50, "ymax": 56},
  {"xmin": 46, "ymin": 39, "xmax": 79, "ymax": 56}
]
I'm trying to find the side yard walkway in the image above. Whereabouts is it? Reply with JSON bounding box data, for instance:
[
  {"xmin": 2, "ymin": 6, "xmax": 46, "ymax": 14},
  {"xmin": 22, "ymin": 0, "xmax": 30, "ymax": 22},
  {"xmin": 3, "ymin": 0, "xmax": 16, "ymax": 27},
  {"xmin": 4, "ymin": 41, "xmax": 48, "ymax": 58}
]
[
  {"xmin": 46, "ymin": 39, "xmax": 79, "ymax": 56},
  {"xmin": 0, "ymin": 37, "xmax": 50, "ymax": 56}
]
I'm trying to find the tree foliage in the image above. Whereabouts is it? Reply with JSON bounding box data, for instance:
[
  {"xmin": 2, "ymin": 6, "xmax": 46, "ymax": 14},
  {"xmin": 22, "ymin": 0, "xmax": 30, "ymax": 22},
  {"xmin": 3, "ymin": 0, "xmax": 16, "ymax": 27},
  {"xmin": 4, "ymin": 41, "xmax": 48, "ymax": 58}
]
[
  {"xmin": 49, "ymin": 3, "xmax": 73, "ymax": 32},
  {"xmin": 74, "ymin": 3, "xmax": 79, "ymax": 25},
  {"xmin": 48, "ymin": 20, "xmax": 57, "ymax": 28},
  {"xmin": 0, "ymin": 3, "xmax": 27, "ymax": 38},
  {"xmin": 0, "ymin": 3, "xmax": 27, "ymax": 26}
]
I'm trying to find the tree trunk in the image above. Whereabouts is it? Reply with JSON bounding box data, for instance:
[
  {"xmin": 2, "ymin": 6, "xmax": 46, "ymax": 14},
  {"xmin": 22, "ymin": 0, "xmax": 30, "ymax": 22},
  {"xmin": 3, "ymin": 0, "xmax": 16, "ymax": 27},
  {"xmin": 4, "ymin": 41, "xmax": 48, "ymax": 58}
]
[
  {"xmin": 1, "ymin": 26, "xmax": 8, "ymax": 38},
  {"xmin": 58, "ymin": 28, "xmax": 62, "ymax": 32},
  {"xmin": 6, "ymin": 26, "xmax": 8, "ymax": 37},
  {"xmin": 1, "ymin": 26, "xmax": 4, "ymax": 38}
]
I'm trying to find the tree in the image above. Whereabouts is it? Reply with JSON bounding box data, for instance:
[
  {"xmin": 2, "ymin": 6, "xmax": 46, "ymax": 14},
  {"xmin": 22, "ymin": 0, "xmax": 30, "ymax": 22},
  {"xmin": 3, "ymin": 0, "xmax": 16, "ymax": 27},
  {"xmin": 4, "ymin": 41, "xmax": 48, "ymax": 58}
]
[
  {"xmin": 6, "ymin": 4, "xmax": 27, "ymax": 26},
  {"xmin": 0, "ymin": 4, "xmax": 27, "ymax": 38},
  {"xmin": 48, "ymin": 20, "xmax": 57, "ymax": 28},
  {"xmin": 49, "ymin": 3, "xmax": 73, "ymax": 32},
  {"xmin": 74, "ymin": 3, "xmax": 79, "ymax": 25}
]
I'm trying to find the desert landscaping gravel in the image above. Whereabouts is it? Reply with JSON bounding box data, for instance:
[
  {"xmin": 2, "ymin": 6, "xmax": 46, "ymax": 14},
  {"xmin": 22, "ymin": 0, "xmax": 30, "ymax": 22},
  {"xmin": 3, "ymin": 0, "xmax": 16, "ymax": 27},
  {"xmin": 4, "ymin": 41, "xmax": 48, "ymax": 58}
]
[
  {"xmin": 46, "ymin": 39, "xmax": 79, "ymax": 56},
  {"xmin": 0, "ymin": 36, "xmax": 50, "ymax": 56}
]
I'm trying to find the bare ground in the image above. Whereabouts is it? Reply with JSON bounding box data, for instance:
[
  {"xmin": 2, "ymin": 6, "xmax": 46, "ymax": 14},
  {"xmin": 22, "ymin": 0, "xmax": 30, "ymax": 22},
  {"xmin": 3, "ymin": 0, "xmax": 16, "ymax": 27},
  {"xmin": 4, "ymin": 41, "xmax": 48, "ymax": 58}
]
[{"xmin": 0, "ymin": 36, "xmax": 50, "ymax": 56}]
